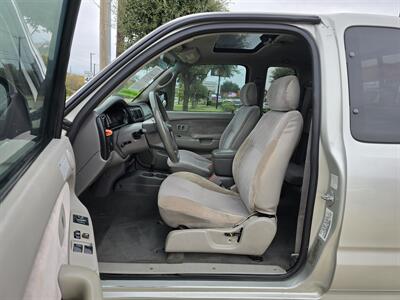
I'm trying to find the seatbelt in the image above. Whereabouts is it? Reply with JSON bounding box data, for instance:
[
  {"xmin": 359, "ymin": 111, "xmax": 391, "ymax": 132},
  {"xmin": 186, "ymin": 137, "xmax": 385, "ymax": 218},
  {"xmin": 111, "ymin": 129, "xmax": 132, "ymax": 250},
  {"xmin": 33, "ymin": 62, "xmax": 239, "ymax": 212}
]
[
  {"xmin": 294, "ymin": 86, "xmax": 312, "ymax": 164},
  {"xmin": 293, "ymin": 122, "xmax": 312, "ymax": 256}
]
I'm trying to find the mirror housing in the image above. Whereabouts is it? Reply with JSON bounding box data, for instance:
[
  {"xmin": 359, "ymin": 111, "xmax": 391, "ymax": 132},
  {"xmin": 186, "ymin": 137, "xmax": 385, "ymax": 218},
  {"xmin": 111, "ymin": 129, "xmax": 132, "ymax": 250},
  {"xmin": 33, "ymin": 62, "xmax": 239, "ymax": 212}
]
[{"xmin": 158, "ymin": 91, "xmax": 168, "ymax": 107}]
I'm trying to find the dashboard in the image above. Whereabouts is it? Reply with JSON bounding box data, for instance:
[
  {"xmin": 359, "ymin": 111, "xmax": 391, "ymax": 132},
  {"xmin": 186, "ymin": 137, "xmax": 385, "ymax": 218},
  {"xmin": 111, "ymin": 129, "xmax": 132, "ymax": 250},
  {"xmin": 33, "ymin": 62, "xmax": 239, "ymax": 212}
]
[
  {"xmin": 73, "ymin": 95, "xmax": 161, "ymax": 195},
  {"xmin": 95, "ymin": 97, "xmax": 153, "ymax": 160},
  {"xmin": 99, "ymin": 98, "xmax": 153, "ymax": 130}
]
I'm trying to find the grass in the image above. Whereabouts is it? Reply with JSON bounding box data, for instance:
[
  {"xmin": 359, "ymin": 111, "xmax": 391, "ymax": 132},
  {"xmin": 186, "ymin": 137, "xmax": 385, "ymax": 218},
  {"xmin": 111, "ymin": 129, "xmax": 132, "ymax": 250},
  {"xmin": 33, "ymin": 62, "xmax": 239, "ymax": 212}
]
[
  {"xmin": 173, "ymin": 101, "xmax": 236, "ymax": 113},
  {"xmin": 174, "ymin": 103, "xmax": 225, "ymax": 112}
]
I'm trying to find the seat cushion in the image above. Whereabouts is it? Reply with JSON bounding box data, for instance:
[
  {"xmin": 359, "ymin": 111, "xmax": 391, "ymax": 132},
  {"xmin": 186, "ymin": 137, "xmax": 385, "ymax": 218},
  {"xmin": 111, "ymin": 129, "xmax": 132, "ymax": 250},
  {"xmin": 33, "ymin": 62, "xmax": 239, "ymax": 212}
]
[{"xmin": 158, "ymin": 172, "xmax": 249, "ymax": 228}]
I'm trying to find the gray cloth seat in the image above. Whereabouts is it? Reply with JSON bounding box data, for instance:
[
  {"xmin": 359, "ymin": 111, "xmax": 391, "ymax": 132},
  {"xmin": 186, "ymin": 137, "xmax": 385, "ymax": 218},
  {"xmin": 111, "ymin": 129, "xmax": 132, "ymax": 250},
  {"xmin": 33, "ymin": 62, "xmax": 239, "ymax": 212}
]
[
  {"xmin": 169, "ymin": 82, "xmax": 260, "ymax": 176},
  {"xmin": 158, "ymin": 172, "xmax": 248, "ymax": 228},
  {"xmin": 159, "ymin": 75, "xmax": 303, "ymax": 236}
]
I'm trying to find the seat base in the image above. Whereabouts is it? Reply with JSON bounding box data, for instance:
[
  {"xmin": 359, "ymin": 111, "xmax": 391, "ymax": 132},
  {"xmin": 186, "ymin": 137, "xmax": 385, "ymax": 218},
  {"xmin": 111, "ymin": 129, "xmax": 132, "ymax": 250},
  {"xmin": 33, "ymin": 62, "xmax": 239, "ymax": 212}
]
[{"xmin": 165, "ymin": 216, "xmax": 277, "ymax": 256}]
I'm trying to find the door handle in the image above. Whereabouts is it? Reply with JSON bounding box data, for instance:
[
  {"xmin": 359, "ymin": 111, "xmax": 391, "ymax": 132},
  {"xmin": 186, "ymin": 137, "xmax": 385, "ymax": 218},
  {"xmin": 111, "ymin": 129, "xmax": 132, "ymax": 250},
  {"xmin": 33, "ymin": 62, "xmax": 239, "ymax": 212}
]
[
  {"xmin": 58, "ymin": 265, "xmax": 103, "ymax": 300},
  {"xmin": 176, "ymin": 124, "xmax": 188, "ymax": 131}
]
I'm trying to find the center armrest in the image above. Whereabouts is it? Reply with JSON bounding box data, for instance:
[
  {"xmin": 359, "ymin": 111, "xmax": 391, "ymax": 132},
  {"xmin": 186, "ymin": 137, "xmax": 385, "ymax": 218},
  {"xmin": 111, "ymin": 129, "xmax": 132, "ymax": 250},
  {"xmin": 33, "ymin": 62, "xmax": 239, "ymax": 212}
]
[
  {"xmin": 212, "ymin": 149, "xmax": 236, "ymax": 177},
  {"xmin": 168, "ymin": 150, "xmax": 212, "ymax": 177}
]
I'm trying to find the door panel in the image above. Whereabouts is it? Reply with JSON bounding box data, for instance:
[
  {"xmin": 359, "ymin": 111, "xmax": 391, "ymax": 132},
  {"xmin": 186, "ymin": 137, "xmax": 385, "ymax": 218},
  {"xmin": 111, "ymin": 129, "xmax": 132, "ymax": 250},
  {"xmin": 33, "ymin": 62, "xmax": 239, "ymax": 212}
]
[
  {"xmin": 0, "ymin": 1, "xmax": 99, "ymax": 299},
  {"xmin": 0, "ymin": 137, "xmax": 96, "ymax": 299},
  {"xmin": 23, "ymin": 181, "xmax": 70, "ymax": 300},
  {"xmin": 168, "ymin": 111, "xmax": 233, "ymax": 153}
]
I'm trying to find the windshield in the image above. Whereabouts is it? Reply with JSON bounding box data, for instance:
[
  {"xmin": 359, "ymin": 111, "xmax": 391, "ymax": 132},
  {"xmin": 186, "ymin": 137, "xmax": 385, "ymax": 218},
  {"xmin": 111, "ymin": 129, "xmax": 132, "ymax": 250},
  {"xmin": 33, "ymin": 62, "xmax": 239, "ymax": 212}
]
[{"xmin": 111, "ymin": 57, "xmax": 172, "ymax": 102}]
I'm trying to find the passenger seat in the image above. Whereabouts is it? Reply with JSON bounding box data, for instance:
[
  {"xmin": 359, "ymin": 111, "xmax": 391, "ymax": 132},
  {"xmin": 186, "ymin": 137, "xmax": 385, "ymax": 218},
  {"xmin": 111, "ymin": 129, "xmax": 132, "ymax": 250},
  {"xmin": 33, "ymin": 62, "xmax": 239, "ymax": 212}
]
[{"xmin": 168, "ymin": 82, "xmax": 260, "ymax": 177}]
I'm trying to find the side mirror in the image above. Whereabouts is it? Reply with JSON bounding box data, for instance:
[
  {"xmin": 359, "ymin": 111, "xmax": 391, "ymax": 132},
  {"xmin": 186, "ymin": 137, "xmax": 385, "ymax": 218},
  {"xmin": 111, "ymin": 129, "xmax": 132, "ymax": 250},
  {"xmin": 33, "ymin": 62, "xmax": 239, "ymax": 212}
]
[{"xmin": 0, "ymin": 78, "xmax": 10, "ymax": 115}]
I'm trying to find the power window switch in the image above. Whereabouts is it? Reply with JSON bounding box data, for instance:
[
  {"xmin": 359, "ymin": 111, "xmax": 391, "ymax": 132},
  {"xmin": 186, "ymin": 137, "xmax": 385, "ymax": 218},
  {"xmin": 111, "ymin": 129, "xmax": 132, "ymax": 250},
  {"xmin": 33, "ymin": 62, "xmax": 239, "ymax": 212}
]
[
  {"xmin": 73, "ymin": 230, "xmax": 81, "ymax": 239},
  {"xmin": 84, "ymin": 244, "xmax": 93, "ymax": 254},
  {"xmin": 82, "ymin": 232, "xmax": 89, "ymax": 239},
  {"xmin": 73, "ymin": 243, "xmax": 83, "ymax": 253},
  {"xmin": 73, "ymin": 214, "xmax": 89, "ymax": 226}
]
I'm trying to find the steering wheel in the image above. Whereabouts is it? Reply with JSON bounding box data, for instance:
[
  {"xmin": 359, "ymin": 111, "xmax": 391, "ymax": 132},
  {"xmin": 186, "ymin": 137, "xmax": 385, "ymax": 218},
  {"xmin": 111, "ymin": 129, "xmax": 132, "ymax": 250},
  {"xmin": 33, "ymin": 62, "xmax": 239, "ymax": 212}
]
[{"xmin": 149, "ymin": 91, "xmax": 179, "ymax": 163}]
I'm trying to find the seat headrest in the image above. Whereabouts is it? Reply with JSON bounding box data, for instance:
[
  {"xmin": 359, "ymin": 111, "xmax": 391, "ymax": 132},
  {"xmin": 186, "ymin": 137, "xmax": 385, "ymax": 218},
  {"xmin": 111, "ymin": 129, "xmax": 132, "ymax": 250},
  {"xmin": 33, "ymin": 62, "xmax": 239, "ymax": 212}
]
[
  {"xmin": 267, "ymin": 75, "xmax": 300, "ymax": 111},
  {"xmin": 240, "ymin": 82, "xmax": 257, "ymax": 106}
]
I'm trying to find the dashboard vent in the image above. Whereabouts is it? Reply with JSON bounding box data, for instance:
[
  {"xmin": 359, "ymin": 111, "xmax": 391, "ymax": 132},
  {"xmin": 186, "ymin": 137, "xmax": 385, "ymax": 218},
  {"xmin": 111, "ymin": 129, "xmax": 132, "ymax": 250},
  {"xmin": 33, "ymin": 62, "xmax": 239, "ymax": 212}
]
[
  {"xmin": 96, "ymin": 114, "xmax": 113, "ymax": 160},
  {"xmin": 99, "ymin": 113, "xmax": 111, "ymax": 128},
  {"xmin": 130, "ymin": 107, "xmax": 143, "ymax": 121}
]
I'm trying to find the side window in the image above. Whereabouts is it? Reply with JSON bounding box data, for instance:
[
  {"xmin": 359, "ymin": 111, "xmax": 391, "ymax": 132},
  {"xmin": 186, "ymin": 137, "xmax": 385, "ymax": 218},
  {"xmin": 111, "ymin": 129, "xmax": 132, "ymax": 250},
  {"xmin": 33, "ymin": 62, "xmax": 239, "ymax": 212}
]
[
  {"xmin": 171, "ymin": 65, "xmax": 246, "ymax": 113},
  {"xmin": 345, "ymin": 26, "xmax": 400, "ymax": 143},
  {"xmin": 264, "ymin": 67, "xmax": 295, "ymax": 111},
  {"xmin": 0, "ymin": 1, "xmax": 65, "ymax": 195}
]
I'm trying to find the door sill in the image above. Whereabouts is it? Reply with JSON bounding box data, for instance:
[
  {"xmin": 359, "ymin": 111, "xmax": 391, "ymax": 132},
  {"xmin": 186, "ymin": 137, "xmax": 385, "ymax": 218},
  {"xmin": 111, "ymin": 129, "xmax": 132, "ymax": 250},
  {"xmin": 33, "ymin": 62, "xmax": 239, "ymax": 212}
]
[{"xmin": 99, "ymin": 262, "xmax": 285, "ymax": 275}]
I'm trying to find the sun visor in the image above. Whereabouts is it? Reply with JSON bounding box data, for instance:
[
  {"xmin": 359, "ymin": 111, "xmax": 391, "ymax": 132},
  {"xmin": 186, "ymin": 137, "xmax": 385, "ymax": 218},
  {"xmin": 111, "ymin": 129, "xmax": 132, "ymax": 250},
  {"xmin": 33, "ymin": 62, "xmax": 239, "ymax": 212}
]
[{"xmin": 176, "ymin": 47, "xmax": 200, "ymax": 64}]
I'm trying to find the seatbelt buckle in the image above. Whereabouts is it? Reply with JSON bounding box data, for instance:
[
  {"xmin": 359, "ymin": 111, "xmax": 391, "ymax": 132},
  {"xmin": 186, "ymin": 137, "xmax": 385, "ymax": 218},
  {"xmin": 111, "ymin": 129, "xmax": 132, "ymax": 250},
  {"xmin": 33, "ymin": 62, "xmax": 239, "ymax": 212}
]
[{"xmin": 208, "ymin": 173, "xmax": 223, "ymax": 186}]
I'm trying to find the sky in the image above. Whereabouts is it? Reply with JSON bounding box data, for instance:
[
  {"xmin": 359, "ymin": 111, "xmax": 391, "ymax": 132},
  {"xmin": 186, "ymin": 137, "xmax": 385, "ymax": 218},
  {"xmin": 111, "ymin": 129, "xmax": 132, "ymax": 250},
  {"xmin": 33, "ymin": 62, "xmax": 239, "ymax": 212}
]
[
  {"xmin": 229, "ymin": 0, "xmax": 399, "ymax": 15},
  {"xmin": 68, "ymin": 0, "xmax": 400, "ymax": 75},
  {"xmin": 68, "ymin": 0, "xmax": 117, "ymax": 75}
]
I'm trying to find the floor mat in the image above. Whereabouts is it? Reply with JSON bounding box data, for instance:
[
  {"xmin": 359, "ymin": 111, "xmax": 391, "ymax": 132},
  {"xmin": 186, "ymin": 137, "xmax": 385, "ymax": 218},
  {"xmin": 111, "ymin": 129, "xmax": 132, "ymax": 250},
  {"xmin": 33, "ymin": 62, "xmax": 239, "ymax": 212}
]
[{"xmin": 96, "ymin": 217, "xmax": 170, "ymax": 263}]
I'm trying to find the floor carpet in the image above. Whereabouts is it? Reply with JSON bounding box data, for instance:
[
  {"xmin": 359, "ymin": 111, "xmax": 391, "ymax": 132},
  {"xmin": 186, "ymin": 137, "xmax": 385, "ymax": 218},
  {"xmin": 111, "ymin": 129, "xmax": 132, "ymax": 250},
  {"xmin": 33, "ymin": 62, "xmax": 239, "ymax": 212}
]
[{"xmin": 82, "ymin": 182, "xmax": 300, "ymax": 269}]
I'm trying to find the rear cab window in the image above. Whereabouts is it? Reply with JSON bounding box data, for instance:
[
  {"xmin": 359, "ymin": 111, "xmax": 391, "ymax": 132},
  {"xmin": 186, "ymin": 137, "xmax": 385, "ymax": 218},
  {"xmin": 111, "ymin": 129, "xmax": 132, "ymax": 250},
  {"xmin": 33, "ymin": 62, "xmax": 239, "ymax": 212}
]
[{"xmin": 345, "ymin": 26, "xmax": 400, "ymax": 143}]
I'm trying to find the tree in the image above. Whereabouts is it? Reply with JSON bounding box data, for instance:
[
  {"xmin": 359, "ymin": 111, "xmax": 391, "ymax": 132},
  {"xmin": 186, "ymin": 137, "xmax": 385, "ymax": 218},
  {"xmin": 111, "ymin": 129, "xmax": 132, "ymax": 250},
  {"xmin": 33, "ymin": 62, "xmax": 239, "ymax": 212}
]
[
  {"xmin": 116, "ymin": 0, "xmax": 229, "ymax": 111},
  {"xmin": 116, "ymin": 0, "xmax": 127, "ymax": 57},
  {"xmin": 220, "ymin": 81, "xmax": 240, "ymax": 95},
  {"xmin": 211, "ymin": 65, "xmax": 238, "ymax": 108},
  {"xmin": 66, "ymin": 73, "xmax": 85, "ymax": 97},
  {"xmin": 117, "ymin": 0, "xmax": 228, "ymax": 52},
  {"xmin": 179, "ymin": 65, "xmax": 210, "ymax": 111},
  {"xmin": 270, "ymin": 67, "xmax": 295, "ymax": 81},
  {"xmin": 190, "ymin": 81, "xmax": 209, "ymax": 108},
  {"xmin": 178, "ymin": 65, "xmax": 238, "ymax": 111}
]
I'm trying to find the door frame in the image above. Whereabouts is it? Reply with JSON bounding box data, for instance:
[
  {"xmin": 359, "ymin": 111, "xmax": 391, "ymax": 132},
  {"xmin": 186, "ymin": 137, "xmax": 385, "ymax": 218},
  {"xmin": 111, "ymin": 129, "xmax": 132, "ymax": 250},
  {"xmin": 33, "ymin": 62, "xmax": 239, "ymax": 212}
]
[{"xmin": 65, "ymin": 14, "xmax": 322, "ymax": 283}]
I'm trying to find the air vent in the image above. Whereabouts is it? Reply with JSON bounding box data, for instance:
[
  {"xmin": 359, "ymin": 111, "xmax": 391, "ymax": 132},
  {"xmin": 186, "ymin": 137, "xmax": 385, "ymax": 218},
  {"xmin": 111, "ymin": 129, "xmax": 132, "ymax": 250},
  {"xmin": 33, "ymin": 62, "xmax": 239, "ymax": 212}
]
[
  {"xmin": 96, "ymin": 114, "xmax": 113, "ymax": 160},
  {"xmin": 130, "ymin": 107, "xmax": 144, "ymax": 122},
  {"xmin": 99, "ymin": 113, "xmax": 111, "ymax": 129}
]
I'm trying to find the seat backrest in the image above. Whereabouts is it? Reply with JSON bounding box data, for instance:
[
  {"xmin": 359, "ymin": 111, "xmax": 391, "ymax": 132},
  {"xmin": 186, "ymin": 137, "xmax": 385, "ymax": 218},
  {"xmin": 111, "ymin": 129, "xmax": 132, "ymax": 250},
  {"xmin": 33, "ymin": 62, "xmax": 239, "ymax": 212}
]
[
  {"xmin": 219, "ymin": 82, "xmax": 260, "ymax": 150},
  {"xmin": 232, "ymin": 75, "xmax": 303, "ymax": 215}
]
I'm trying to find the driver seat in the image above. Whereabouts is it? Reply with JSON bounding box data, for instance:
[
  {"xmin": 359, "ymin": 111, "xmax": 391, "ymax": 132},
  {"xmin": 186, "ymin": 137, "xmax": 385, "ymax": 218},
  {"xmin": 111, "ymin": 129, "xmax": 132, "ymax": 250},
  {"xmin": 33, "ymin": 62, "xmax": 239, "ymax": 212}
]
[
  {"xmin": 158, "ymin": 75, "xmax": 303, "ymax": 255},
  {"xmin": 168, "ymin": 82, "xmax": 260, "ymax": 177}
]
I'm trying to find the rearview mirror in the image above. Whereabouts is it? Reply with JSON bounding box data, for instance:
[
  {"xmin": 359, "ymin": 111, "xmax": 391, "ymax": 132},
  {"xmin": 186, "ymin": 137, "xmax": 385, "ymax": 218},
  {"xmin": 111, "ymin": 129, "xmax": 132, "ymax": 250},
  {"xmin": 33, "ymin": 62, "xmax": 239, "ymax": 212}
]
[{"xmin": 158, "ymin": 91, "xmax": 168, "ymax": 107}]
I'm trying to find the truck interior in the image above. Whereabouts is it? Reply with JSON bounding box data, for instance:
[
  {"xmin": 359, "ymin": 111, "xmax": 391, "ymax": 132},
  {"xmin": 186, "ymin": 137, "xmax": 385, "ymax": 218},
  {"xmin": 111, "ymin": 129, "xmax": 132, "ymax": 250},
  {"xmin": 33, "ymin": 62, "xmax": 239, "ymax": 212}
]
[{"xmin": 71, "ymin": 30, "xmax": 315, "ymax": 276}]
